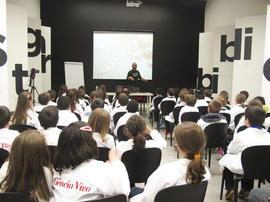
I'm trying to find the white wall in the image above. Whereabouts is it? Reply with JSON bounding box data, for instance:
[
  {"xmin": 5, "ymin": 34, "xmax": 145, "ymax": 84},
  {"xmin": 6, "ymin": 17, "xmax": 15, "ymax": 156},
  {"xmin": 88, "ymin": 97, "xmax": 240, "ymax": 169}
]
[
  {"xmin": 7, "ymin": 0, "xmax": 40, "ymax": 18},
  {"xmin": 7, "ymin": 4, "xmax": 28, "ymax": 110},
  {"xmin": 0, "ymin": 0, "xmax": 9, "ymax": 106},
  {"xmin": 205, "ymin": 0, "xmax": 268, "ymax": 32}
]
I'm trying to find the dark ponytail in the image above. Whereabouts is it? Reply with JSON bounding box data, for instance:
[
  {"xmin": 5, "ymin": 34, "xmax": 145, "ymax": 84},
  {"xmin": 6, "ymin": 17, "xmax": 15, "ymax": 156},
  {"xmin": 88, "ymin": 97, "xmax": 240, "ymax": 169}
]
[
  {"xmin": 174, "ymin": 122, "xmax": 206, "ymax": 184},
  {"xmin": 125, "ymin": 115, "xmax": 147, "ymax": 152}
]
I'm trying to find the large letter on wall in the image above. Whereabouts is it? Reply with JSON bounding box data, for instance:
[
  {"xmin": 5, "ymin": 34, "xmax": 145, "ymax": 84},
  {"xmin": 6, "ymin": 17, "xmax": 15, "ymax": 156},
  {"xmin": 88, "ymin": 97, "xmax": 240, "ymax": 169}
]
[{"xmin": 0, "ymin": 0, "xmax": 9, "ymax": 106}]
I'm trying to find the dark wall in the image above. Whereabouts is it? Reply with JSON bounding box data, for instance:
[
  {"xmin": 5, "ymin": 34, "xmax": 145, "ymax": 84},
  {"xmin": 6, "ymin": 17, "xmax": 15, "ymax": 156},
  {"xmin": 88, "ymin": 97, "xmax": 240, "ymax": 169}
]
[{"xmin": 41, "ymin": 0, "xmax": 205, "ymax": 94}]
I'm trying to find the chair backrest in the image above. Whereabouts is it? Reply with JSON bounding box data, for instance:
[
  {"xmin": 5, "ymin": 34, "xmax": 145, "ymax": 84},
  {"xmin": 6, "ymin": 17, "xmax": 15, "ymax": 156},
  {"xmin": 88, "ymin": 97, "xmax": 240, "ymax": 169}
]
[
  {"xmin": 97, "ymin": 147, "xmax": 110, "ymax": 162},
  {"xmin": 73, "ymin": 112, "xmax": 81, "ymax": 121},
  {"xmin": 153, "ymin": 96, "xmax": 163, "ymax": 110},
  {"xmin": 234, "ymin": 113, "xmax": 244, "ymax": 127},
  {"xmin": 237, "ymin": 125, "xmax": 247, "ymax": 133},
  {"xmin": 0, "ymin": 148, "xmax": 9, "ymax": 168},
  {"xmin": 173, "ymin": 106, "xmax": 184, "ymax": 125},
  {"xmin": 48, "ymin": 145, "xmax": 56, "ymax": 162},
  {"xmin": 198, "ymin": 106, "xmax": 208, "ymax": 115},
  {"xmin": 220, "ymin": 113, "xmax": 231, "ymax": 125},
  {"xmin": 154, "ymin": 181, "xmax": 208, "ymax": 202},
  {"xmin": 0, "ymin": 192, "xmax": 34, "ymax": 202},
  {"xmin": 266, "ymin": 113, "xmax": 270, "ymax": 118},
  {"xmin": 181, "ymin": 112, "xmax": 202, "ymax": 123},
  {"xmin": 204, "ymin": 123, "xmax": 228, "ymax": 148},
  {"xmin": 83, "ymin": 194, "xmax": 127, "ymax": 202},
  {"xmin": 121, "ymin": 148, "xmax": 161, "ymax": 185},
  {"xmin": 57, "ymin": 126, "xmax": 65, "ymax": 130},
  {"xmin": 117, "ymin": 125, "xmax": 129, "ymax": 141},
  {"xmin": 9, "ymin": 124, "xmax": 37, "ymax": 133},
  {"xmin": 113, "ymin": 112, "xmax": 127, "ymax": 126},
  {"xmin": 241, "ymin": 146, "xmax": 270, "ymax": 180},
  {"xmin": 160, "ymin": 100, "xmax": 176, "ymax": 115}
]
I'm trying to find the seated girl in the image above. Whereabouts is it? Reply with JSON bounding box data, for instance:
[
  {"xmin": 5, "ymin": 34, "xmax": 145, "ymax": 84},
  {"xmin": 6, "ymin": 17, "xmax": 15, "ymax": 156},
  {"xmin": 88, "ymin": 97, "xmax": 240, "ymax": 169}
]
[
  {"xmin": 88, "ymin": 108, "xmax": 115, "ymax": 149},
  {"xmin": 131, "ymin": 122, "xmax": 211, "ymax": 202},
  {"xmin": 0, "ymin": 130, "xmax": 53, "ymax": 202},
  {"xmin": 116, "ymin": 115, "xmax": 167, "ymax": 157},
  {"xmin": 51, "ymin": 121, "xmax": 130, "ymax": 201}
]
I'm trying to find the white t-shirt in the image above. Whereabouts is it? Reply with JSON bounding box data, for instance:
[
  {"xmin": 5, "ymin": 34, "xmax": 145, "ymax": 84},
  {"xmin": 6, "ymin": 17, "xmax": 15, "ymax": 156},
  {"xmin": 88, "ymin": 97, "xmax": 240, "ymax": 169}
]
[
  {"xmin": 114, "ymin": 112, "xmax": 139, "ymax": 136},
  {"xmin": 40, "ymin": 127, "xmax": 62, "ymax": 146},
  {"xmin": 131, "ymin": 158, "xmax": 211, "ymax": 202},
  {"xmin": 92, "ymin": 132, "xmax": 115, "ymax": 149},
  {"xmin": 50, "ymin": 160, "xmax": 130, "ymax": 202},
  {"xmin": 57, "ymin": 110, "xmax": 78, "ymax": 127},
  {"xmin": 116, "ymin": 130, "xmax": 167, "ymax": 157},
  {"xmin": 219, "ymin": 127, "xmax": 270, "ymax": 174},
  {"xmin": 195, "ymin": 99, "xmax": 208, "ymax": 108},
  {"xmin": 26, "ymin": 109, "xmax": 41, "ymax": 130},
  {"xmin": 229, "ymin": 104, "xmax": 246, "ymax": 130},
  {"xmin": 0, "ymin": 128, "xmax": 19, "ymax": 152},
  {"xmin": 178, "ymin": 106, "xmax": 199, "ymax": 124}
]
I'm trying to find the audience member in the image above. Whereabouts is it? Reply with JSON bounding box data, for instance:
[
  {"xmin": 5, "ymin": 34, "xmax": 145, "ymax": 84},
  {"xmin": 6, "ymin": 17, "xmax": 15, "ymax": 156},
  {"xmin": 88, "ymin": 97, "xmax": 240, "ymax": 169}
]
[
  {"xmin": 158, "ymin": 88, "xmax": 176, "ymax": 109},
  {"xmin": 47, "ymin": 89, "xmax": 57, "ymax": 106},
  {"xmin": 52, "ymin": 122, "xmax": 130, "ymax": 201},
  {"xmin": 88, "ymin": 108, "xmax": 115, "ymax": 149},
  {"xmin": 57, "ymin": 96, "xmax": 78, "ymax": 127},
  {"xmin": 229, "ymin": 93, "xmax": 246, "ymax": 130},
  {"xmin": 0, "ymin": 106, "xmax": 19, "ymax": 152},
  {"xmin": 38, "ymin": 106, "xmax": 61, "ymax": 146},
  {"xmin": 219, "ymin": 90, "xmax": 231, "ymax": 110},
  {"xmin": 195, "ymin": 91, "xmax": 208, "ymax": 108},
  {"xmin": 116, "ymin": 115, "xmax": 167, "ymax": 157},
  {"xmin": 0, "ymin": 130, "xmax": 53, "ymax": 201},
  {"xmin": 12, "ymin": 91, "xmax": 41, "ymax": 129},
  {"xmin": 34, "ymin": 92, "xmax": 50, "ymax": 113},
  {"xmin": 178, "ymin": 94, "xmax": 199, "ymax": 124},
  {"xmin": 203, "ymin": 89, "xmax": 212, "ymax": 103},
  {"xmin": 197, "ymin": 99, "xmax": 227, "ymax": 130},
  {"xmin": 219, "ymin": 106, "xmax": 270, "ymax": 200},
  {"xmin": 130, "ymin": 122, "xmax": 210, "ymax": 202},
  {"xmin": 110, "ymin": 93, "xmax": 128, "ymax": 130}
]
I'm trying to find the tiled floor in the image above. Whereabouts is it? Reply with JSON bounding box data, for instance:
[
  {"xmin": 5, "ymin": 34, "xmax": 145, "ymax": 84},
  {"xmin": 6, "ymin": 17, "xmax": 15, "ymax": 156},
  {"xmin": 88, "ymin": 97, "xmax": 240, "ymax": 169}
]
[{"xmin": 143, "ymin": 114, "xmax": 270, "ymax": 202}]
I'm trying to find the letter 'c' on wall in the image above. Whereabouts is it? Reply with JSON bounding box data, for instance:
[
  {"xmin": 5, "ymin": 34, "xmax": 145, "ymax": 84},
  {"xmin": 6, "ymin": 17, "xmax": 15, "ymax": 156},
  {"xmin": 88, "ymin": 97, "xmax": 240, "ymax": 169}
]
[
  {"xmin": 0, "ymin": 34, "xmax": 7, "ymax": 67},
  {"xmin": 263, "ymin": 58, "xmax": 270, "ymax": 81}
]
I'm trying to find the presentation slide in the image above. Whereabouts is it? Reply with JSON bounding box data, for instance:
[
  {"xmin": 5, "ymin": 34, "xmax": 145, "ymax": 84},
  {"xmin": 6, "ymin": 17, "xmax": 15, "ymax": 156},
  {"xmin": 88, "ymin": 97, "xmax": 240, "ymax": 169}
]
[{"xmin": 93, "ymin": 31, "xmax": 153, "ymax": 80}]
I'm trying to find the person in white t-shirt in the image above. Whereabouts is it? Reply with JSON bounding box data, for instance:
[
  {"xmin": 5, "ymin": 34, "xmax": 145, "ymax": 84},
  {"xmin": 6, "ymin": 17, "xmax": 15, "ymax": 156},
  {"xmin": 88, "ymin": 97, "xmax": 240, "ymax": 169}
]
[
  {"xmin": 116, "ymin": 115, "xmax": 167, "ymax": 157},
  {"xmin": 229, "ymin": 93, "xmax": 246, "ymax": 130},
  {"xmin": 0, "ymin": 106, "xmax": 19, "ymax": 152},
  {"xmin": 0, "ymin": 130, "xmax": 53, "ymax": 202},
  {"xmin": 178, "ymin": 94, "xmax": 199, "ymax": 124},
  {"xmin": 130, "ymin": 122, "xmax": 211, "ymax": 202},
  {"xmin": 38, "ymin": 106, "xmax": 61, "ymax": 146},
  {"xmin": 51, "ymin": 121, "xmax": 130, "ymax": 202},
  {"xmin": 34, "ymin": 92, "xmax": 50, "ymax": 113},
  {"xmin": 12, "ymin": 91, "xmax": 41, "ymax": 129},
  {"xmin": 47, "ymin": 89, "xmax": 57, "ymax": 106},
  {"xmin": 219, "ymin": 106, "xmax": 270, "ymax": 200},
  {"xmin": 203, "ymin": 89, "xmax": 212, "ymax": 103},
  {"xmin": 88, "ymin": 108, "xmax": 115, "ymax": 149},
  {"xmin": 57, "ymin": 96, "xmax": 78, "ymax": 127}
]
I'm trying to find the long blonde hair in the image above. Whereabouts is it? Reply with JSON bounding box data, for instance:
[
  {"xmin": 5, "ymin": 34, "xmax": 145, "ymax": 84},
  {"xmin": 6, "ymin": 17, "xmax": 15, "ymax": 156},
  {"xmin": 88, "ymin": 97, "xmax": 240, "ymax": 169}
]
[
  {"xmin": 12, "ymin": 91, "xmax": 33, "ymax": 124},
  {"xmin": 88, "ymin": 108, "xmax": 110, "ymax": 142}
]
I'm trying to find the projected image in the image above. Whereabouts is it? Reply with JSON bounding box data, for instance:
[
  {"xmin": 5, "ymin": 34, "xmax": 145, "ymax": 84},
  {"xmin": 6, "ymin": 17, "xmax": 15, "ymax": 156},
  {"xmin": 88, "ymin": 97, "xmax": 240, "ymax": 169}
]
[{"xmin": 93, "ymin": 31, "xmax": 153, "ymax": 80}]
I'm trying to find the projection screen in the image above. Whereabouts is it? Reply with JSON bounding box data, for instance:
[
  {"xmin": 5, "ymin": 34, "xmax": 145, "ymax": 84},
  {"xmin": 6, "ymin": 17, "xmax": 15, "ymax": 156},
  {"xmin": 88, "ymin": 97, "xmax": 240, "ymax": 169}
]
[{"xmin": 93, "ymin": 31, "xmax": 153, "ymax": 80}]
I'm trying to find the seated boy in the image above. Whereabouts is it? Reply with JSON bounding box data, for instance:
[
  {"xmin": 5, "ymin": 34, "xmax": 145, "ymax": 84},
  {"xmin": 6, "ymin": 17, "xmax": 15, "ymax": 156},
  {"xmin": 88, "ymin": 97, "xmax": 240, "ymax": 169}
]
[
  {"xmin": 0, "ymin": 106, "xmax": 19, "ymax": 152},
  {"xmin": 197, "ymin": 99, "xmax": 227, "ymax": 130},
  {"xmin": 39, "ymin": 106, "xmax": 61, "ymax": 146},
  {"xmin": 34, "ymin": 92, "xmax": 50, "ymax": 113},
  {"xmin": 57, "ymin": 96, "xmax": 78, "ymax": 127},
  {"xmin": 219, "ymin": 106, "xmax": 270, "ymax": 199}
]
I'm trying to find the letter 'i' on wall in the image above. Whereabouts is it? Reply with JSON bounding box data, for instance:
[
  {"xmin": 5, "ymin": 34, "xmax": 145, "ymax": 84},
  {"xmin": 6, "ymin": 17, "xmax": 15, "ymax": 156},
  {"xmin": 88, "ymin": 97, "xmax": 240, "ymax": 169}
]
[{"xmin": 234, "ymin": 27, "xmax": 253, "ymax": 60}]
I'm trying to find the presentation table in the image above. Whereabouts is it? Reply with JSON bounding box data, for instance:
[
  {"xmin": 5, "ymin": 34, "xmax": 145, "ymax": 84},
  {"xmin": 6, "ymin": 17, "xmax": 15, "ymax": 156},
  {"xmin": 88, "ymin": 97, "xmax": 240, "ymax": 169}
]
[{"xmin": 107, "ymin": 92, "xmax": 153, "ymax": 114}]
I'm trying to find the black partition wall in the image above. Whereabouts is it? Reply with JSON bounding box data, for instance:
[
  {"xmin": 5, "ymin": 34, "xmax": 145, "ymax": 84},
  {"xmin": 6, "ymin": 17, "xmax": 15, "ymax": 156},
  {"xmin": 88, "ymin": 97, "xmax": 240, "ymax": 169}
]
[{"xmin": 41, "ymin": 0, "xmax": 205, "ymax": 93}]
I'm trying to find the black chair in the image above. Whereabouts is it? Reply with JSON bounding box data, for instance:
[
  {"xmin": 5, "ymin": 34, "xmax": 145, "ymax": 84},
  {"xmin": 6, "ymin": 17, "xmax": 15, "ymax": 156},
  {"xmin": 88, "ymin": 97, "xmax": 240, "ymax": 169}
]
[
  {"xmin": 9, "ymin": 124, "xmax": 37, "ymax": 133},
  {"xmin": 83, "ymin": 194, "xmax": 127, "ymax": 202},
  {"xmin": 57, "ymin": 126, "xmax": 66, "ymax": 130},
  {"xmin": 151, "ymin": 96, "xmax": 163, "ymax": 128},
  {"xmin": 117, "ymin": 125, "xmax": 129, "ymax": 141},
  {"xmin": 198, "ymin": 106, "xmax": 208, "ymax": 115},
  {"xmin": 48, "ymin": 145, "xmax": 56, "ymax": 162},
  {"xmin": 97, "ymin": 147, "xmax": 110, "ymax": 162},
  {"xmin": 0, "ymin": 148, "xmax": 9, "ymax": 168},
  {"xmin": 204, "ymin": 123, "xmax": 228, "ymax": 167},
  {"xmin": 121, "ymin": 148, "xmax": 161, "ymax": 186},
  {"xmin": 154, "ymin": 181, "xmax": 208, "ymax": 202},
  {"xmin": 266, "ymin": 112, "xmax": 270, "ymax": 118},
  {"xmin": 73, "ymin": 112, "xmax": 81, "ymax": 121},
  {"xmin": 220, "ymin": 145, "xmax": 270, "ymax": 202},
  {"xmin": 0, "ymin": 192, "xmax": 34, "ymax": 202},
  {"xmin": 234, "ymin": 113, "xmax": 244, "ymax": 128},
  {"xmin": 173, "ymin": 106, "xmax": 184, "ymax": 125},
  {"xmin": 220, "ymin": 112, "xmax": 231, "ymax": 125},
  {"xmin": 181, "ymin": 112, "xmax": 202, "ymax": 123},
  {"xmin": 113, "ymin": 112, "xmax": 127, "ymax": 126},
  {"xmin": 237, "ymin": 125, "xmax": 247, "ymax": 133},
  {"xmin": 160, "ymin": 100, "xmax": 176, "ymax": 131}
]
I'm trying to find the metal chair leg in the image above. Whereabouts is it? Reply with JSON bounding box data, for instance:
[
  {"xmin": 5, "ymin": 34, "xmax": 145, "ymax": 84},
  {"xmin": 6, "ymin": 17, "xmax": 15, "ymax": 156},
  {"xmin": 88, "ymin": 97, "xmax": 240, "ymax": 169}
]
[{"xmin": 220, "ymin": 170, "xmax": 225, "ymax": 200}]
